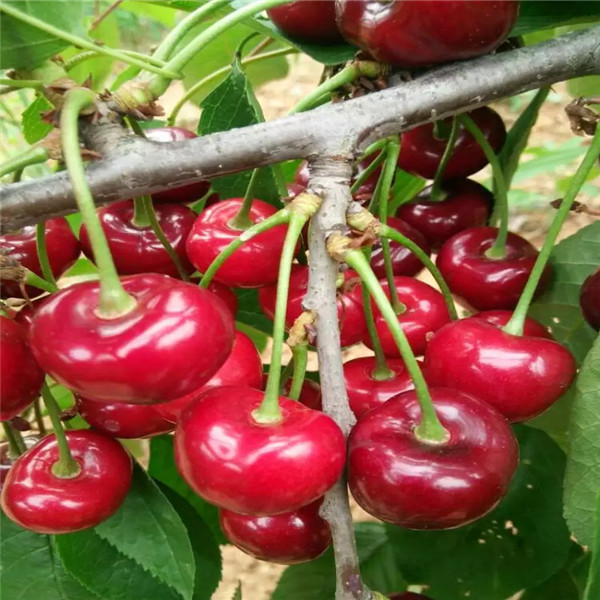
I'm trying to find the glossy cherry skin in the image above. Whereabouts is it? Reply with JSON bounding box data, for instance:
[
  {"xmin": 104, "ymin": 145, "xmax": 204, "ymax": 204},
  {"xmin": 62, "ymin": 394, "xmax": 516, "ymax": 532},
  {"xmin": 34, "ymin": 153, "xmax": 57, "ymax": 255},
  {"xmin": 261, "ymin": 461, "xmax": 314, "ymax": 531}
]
[
  {"xmin": 0, "ymin": 317, "xmax": 45, "ymax": 422},
  {"xmin": 145, "ymin": 127, "xmax": 211, "ymax": 204},
  {"xmin": 363, "ymin": 276, "xmax": 451, "ymax": 358},
  {"xmin": 436, "ymin": 227, "xmax": 551, "ymax": 311},
  {"xmin": 335, "ymin": 0, "xmax": 519, "ymax": 67},
  {"xmin": 268, "ymin": 1, "xmax": 342, "ymax": 43},
  {"xmin": 0, "ymin": 217, "xmax": 80, "ymax": 299},
  {"xmin": 348, "ymin": 388, "xmax": 518, "ymax": 529},
  {"xmin": 580, "ymin": 268, "xmax": 600, "ymax": 330},
  {"xmin": 220, "ymin": 499, "xmax": 331, "ymax": 564},
  {"xmin": 154, "ymin": 330, "xmax": 264, "ymax": 424},
  {"xmin": 30, "ymin": 274, "xmax": 235, "ymax": 404},
  {"xmin": 370, "ymin": 217, "xmax": 431, "ymax": 279},
  {"xmin": 186, "ymin": 198, "xmax": 289, "ymax": 288},
  {"xmin": 174, "ymin": 386, "xmax": 346, "ymax": 515},
  {"xmin": 424, "ymin": 318, "xmax": 577, "ymax": 422},
  {"xmin": 80, "ymin": 200, "xmax": 196, "ymax": 278},
  {"xmin": 473, "ymin": 309, "xmax": 552, "ymax": 339},
  {"xmin": 344, "ymin": 356, "xmax": 416, "ymax": 419},
  {"xmin": 396, "ymin": 179, "xmax": 494, "ymax": 249},
  {"xmin": 397, "ymin": 107, "xmax": 506, "ymax": 180},
  {"xmin": 1, "ymin": 429, "xmax": 133, "ymax": 534},
  {"xmin": 259, "ymin": 265, "xmax": 366, "ymax": 347}
]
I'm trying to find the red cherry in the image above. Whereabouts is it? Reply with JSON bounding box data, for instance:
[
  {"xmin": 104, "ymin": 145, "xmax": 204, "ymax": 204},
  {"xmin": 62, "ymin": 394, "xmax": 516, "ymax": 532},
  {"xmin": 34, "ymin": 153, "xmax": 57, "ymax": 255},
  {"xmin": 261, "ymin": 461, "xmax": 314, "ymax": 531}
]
[
  {"xmin": 397, "ymin": 107, "xmax": 506, "ymax": 180},
  {"xmin": 348, "ymin": 388, "xmax": 518, "ymax": 529},
  {"xmin": 436, "ymin": 227, "xmax": 551, "ymax": 311},
  {"xmin": 155, "ymin": 330, "xmax": 264, "ymax": 424},
  {"xmin": 0, "ymin": 217, "xmax": 80, "ymax": 299},
  {"xmin": 580, "ymin": 268, "xmax": 600, "ymax": 330},
  {"xmin": 258, "ymin": 265, "xmax": 366, "ymax": 347},
  {"xmin": 335, "ymin": 0, "xmax": 519, "ymax": 67},
  {"xmin": 363, "ymin": 276, "xmax": 451, "ymax": 358},
  {"xmin": 29, "ymin": 274, "xmax": 235, "ymax": 404},
  {"xmin": 174, "ymin": 386, "xmax": 346, "ymax": 515},
  {"xmin": 284, "ymin": 378, "xmax": 322, "ymax": 411},
  {"xmin": 473, "ymin": 309, "xmax": 553, "ymax": 339},
  {"xmin": 186, "ymin": 198, "xmax": 289, "ymax": 288},
  {"xmin": 220, "ymin": 499, "xmax": 331, "ymax": 564},
  {"xmin": 1, "ymin": 429, "xmax": 132, "ymax": 534},
  {"xmin": 79, "ymin": 200, "xmax": 196, "ymax": 278},
  {"xmin": 424, "ymin": 318, "xmax": 576, "ymax": 422},
  {"xmin": 396, "ymin": 179, "xmax": 494, "ymax": 249},
  {"xmin": 13, "ymin": 301, "xmax": 38, "ymax": 333},
  {"xmin": 0, "ymin": 443, "xmax": 12, "ymax": 489},
  {"xmin": 145, "ymin": 127, "xmax": 211, "ymax": 204},
  {"xmin": 1, "ymin": 316, "xmax": 44, "ymax": 422},
  {"xmin": 370, "ymin": 217, "xmax": 431, "ymax": 279},
  {"xmin": 344, "ymin": 356, "xmax": 415, "ymax": 419},
  {"xmin": 268, "ymin": 0, "xmax": 342, "ymax": 43}
]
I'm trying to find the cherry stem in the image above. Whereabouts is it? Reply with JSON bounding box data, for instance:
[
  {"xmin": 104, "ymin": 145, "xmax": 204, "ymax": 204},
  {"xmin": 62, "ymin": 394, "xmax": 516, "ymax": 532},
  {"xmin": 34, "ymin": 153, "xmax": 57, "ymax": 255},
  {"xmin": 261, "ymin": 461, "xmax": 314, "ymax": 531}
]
[
  {"xmin": 40, "ymin": 382, "xmax": 81, "ymax": 478},
  {"xmin": 24, "ymin": 268, "xmax": 58, "ymax": 294},
  {"xmin": 61, "ymin": 88, "xmax": 136, "ymax": 318},
  {"xmin": 350, "ymin": 151, "xmax": 386, "ymax": 196},
  {"xmin": 229, "ymin": 169, "xmax": 261, "ymax": 231},
  {"xmin": 359, "ymin": 138, "xmax": 389, "ymax": 162},
  {"xmin": 343, "ymin": 248, "xmax": 449, "ymax": 444},
  {"xmin": 33, "ymin": 398, "xmax": 47, "ymax": 436},
  {"xmin": 504, "ymin": 126, "xmax": 600, "ymax": 337},
  {"xmin": 429, "ymin": 117, "xmax": 460, "ymax": 201},
  {"xmin": 199, "ymin": 210, "xmax": 291, "ymax": 288},
  {"xmin": 35, "ymin": 223, "xmax": 58, "ymax": 288},
  {"xmin": 132, "ymin": 196, "xmax": 152, "ymax": 228},
  {"xmin": 0, "ymin": 78, "xmax": 44, "ymax": 91},
  {"xmin": 192, "ymin": 186, "xmax": 216, "ymax": 213},
  {"xmin": 63, "ymin": 49, "xmax": 167, "ymax": 72},
  {"xmin": 457, "ymin": 114, "xmax": 509, "ymax": 259},
  {"xmin": 379, "ymin": 224, "xmax": 459, "ymax": 320},
  {"xmin": 2, "ymin": 422, "xmax": 26, "ymax": 457},
  {"xmin": 0, "ymin": 145, "xmax": 48, "ymax": 179},
  {"xmin": 288, "ymin": 342, "xmax": 309, "ymax": 400}
]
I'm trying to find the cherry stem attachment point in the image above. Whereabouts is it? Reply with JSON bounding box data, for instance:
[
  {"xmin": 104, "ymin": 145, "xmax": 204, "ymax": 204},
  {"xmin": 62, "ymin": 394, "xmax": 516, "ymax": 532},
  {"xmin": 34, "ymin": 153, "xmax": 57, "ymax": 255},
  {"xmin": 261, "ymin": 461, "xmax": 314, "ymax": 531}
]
[
  {"xmin": 24, "ymin": 268, "xmax": 58, "ymax": 294},
  {"xmin": 229, "ymin": 168, "xmax": 261, "ymax": 230},
  {"xmin": 35, "ymin": 223, "xmax": 58, "ymax": 288},
  {"xmin": 429, "ymin": 116, "xmax": 459, "ymax": 201},
  {"xmin": 2, "ymin": 421, "xmax": 26, "ymax": 457},
  {"xmin": 132, "ymin": 196, "xmax": 152, "ymax": 228}
]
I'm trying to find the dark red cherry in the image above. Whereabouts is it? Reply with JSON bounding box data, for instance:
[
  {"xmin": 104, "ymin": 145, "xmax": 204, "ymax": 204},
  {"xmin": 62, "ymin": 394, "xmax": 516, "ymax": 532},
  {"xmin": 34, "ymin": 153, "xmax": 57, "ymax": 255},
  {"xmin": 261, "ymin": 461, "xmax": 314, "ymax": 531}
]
[
  {"xmin": 0, "ymin": 217, "xmax": 80, "ymax": 299},
  {"xmin": 186, "ymin": 198, "xmax": 289, "ymax": 288},
  {"xmin": 370, "ymin": 217, "xmax": 431, "ymax": 279},
  {"xmin": 396, "ymin": 179, "xmax": 494, "ymax": 249},
  {"xmin": 424, "ymin": 318, "xmax": 577, "ymax": 422},
  {"xmin": 174, "ymin": 386, "xmax": 346, "ymax": 515},
  {"xmin": 363, "ymin": 276, "xmax": 451, "ymax": 358},
  {"xmin": 436, "ymin": 227, "xmax": 551, "ymax": 311},
  {"xmin": 220, "ymin": 499, "xmax": 331, "ymax": 564},
  {"xmin": 29, "ymin": 274, "xmax": 235, "ymax": 404},
  {"xmin": 473, "ymin": 309, "xmax": 552, "ymax": 339},
  {"xmin": 80, "ymin": 200, "xmax": 196, "ymax": 278},
  {"xmin": 397, "ymin": 107, "xmax": 506, "ymax": 180},
  {"xmin": 0, "ymin": 316, "xmax": 44, "ymax": 422},
  {"xmin": 344, "ymin": 356, "xmax": 416, "ymax": 418},
  {"xmin": 348, "ymin": 388, "xmax": 518, "ymax": 529},
  {"xmin": 580, "ymin": 268, "xmax": 600, "ymax": 330},
  {"xmin": 13, "ymin": 301, "xmax": 38, "ymax": 333},
  {"xmin": 1, "ymin": 429, "xmax": 132, "ymax": 534},
  {"xmin": 258, "ymin": 265, "xmax": 367, "ymax": 347},
  {"xmin": 145, "ymin": 127, "xmax": 211, "ymax": 204},
  {"xmin": 335, "ymin": 0, "xmax": 519, "ymax": 67},
  {"xmin": 205, "ymin": 281, "xmax": 238, "ymax": 317},
  {"xmin": 283, "ymin": 378, "xmax": 322, "ymax": 411},
  {"xmin": 154, "ymin": 330, "xmax": 264, "ymax": 424},
  {"xmin": 268, "ymin": 1, "xmax": 342, "ymax": 43}
]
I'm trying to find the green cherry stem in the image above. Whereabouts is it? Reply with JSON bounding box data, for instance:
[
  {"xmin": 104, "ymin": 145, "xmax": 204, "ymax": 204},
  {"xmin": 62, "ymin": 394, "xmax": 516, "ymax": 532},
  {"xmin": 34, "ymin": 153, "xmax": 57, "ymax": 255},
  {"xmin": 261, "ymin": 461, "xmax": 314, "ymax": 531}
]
[
  {"xmin": 350, "ymin": 151, "xmax": 386, "ymax": 196},
  {"xmin": 288, "ymin": 342, "xmax": 309, "ymax": 401},
  {"xmin": 24, "ymin": 269, "xmax": 58, "ymax": 294},
  {"xmin": 0, "ymin": 78, "xmax": 44, "ymax": 91},
  {"xmin": 504, "ymin": 126, "xmax": 600, "ymax": 337},
  {"xmin": 229, "ymin": 169, "xmax": 262, "ymax": 231},
  {"xmin": 429, "ymin": 117, "xmax": 460, "ymax": 201},
  {"xmin": 0, "ymin": 146, "xmax": 49, "ymax": 179},
  {"xmin": 2, "ymin": 422, "xmax": 26, "ymax": 457},
  {"xmin": 278, "ymin": 360, "xmax": 295, "ymax": 395},
  {"xmin": 35, "ymin": 223, "xmax": 58, "ymax": 288},
  {"xmin": 61, "ymin": 88, "xmax": 136, "ymax": 318},
  {"xmin": 131, "ymin": 196, "xmax": 152, "ymax": 228},
  {"xmin": 63, "ymin": 50, "xmax": 167, "ymax": 72},
  {"xmin": 33, "ymin": 398, "xmax": 47, "ymax": 436}
]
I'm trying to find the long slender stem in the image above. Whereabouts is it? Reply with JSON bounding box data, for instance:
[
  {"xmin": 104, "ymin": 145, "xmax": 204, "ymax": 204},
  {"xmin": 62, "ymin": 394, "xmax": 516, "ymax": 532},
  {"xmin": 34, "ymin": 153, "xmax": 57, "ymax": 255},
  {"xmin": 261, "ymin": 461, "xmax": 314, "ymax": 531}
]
[
  {"xmin": 288, "ymin": 342, "xmax": 308, "ymax": 401},
  {"xmin": 2, "ymin": 422, "xmax": 26, "ymax": 457},
  {"xmin": 429, "ymin": 117, "xmax": 460, "ymax": 200},
  {"xmin": 63, "ymin": 49, "xmax": 167, "ymax": 72},
  {"xmin": 132, "ymin": 196, "xmax": 151, "ymax": 228},
  {"xmin": 0, "ymin": 146, "xmax": 48, "ymax": 179},
  {"xmin": 33, "ymin": 398, "xmax": 47, "ymax": 436},
  {"xmin": 61, "ymin": 88, "xmax": 136, "ymax": 318},
  {"xmin": 350, "ymin": 151, "xmax": 386, "ymax": 195},
  {"xmin": 0, "ymin": 79, "xmax": 44, "ymax": 91},
  {"xmin": 35, "ymin": 223, "xmax": 57, "ymax": 288},
  {"xmin": 24, "ymin": 269, "xmax": 58, "ymax": 294},
  {"xmin": 229, "ymin": 169, "xmax": 261, "ymax": 230},
  {"xmin": 504, "ymin": 127, "xmax": 600, "ymax": 336}
]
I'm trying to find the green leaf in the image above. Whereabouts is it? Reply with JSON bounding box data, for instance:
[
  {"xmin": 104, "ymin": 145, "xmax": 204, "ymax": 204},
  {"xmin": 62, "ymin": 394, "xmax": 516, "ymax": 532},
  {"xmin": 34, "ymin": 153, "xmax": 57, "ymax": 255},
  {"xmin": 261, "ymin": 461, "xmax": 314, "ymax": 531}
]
[
  {"xmin": 564, "ymin": 335, "xmax": 600, "ymax": 547},
  {"xmin": 93, "ymin": 463, "xmax": 195, "ymax": 600},
  {"xmin": 568, "ymin": 75, "xmax": 600, "ymax": 98},
  {"xmin": 511, "ymin": 2, "xmax": 600, "ymax": 37},
  {"xmin": 1, "ymin": 1, "xmax": 88, "ymax": 70},
  {"xmin": 235, "ymin": 288, "xmax": 273, "ymax": 337},
  {"xmin": 272, "ymin": 548, "xmax": 335, "ymax": 600},
  {"xmin": 231, "ymin": 583, "xmax": 242, "ymax": 600},
  {"xmin": 148, "ymin": 435, "xmax": 226, "ymax": 545},
  {"xmin": 385, "ymin": 426, "xmax": 571, "ymax": 600},
  {"xmin": 584, "ymin": 496, "xmax": 600, "ymax": 600},
  {"xmin": 389, "ymin": 169, "xmax": 426, "ymax": 213},
  {"xmin": 22, "ymin": 96, "xmax": 53, "ymax": 144}
]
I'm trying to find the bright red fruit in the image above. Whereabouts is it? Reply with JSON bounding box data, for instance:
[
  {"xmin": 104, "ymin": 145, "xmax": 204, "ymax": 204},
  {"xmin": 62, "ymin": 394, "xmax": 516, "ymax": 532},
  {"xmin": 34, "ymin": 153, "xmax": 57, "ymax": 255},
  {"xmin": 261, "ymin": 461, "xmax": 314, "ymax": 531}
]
[
  {"xmin": 580, "ymin": 269, "xmax": 600, "ymax": 330},
  {"xmin": 205, "ymin": 281, "xmax": 238, "ymax": 317},
  {"xmin": 348, "ymin": 388, "xmax": 518, "ymax": 529},
  {"xmin": 396, "ymin": 179, "xmax": 494, "ymax": 249},
  {"xmin": 29, "ymin": 274, "xmax": 235, "ymax": 404},
  {"xmin": 186, "ymin": 199, "xmax": 289, "ymax": 288},
  {"xmin": 335, "ymin": 0, "xmax": 519, "ymax": 67},
  {"xmin": 220, "ymin": 499, "xmax": 331, "ymax": 564},
  {"xmin": 268, "ymin": 1, "xmax": 342, "ymax": 43},
  {"xmin": 174, "ymin": 386, "xmax": 346, "ymax": 515},
  {"xmin": 259, "ymin": 265, "xmax": 366, "ymax": 347},
  {"xmin": 363, "ymin": 276, "xmax": 451, "ymax": 358},
  {"xmin": 397, "ymin": 107, "xmax": 506, "ymax": 180},
  {"xmin": 80, "ymin": 200, "xmax": 196, "ymax": 278},
  {"xmin": 1, "ymin": 316, "xmax": 44, "ymax": 422},
  {"xmin": 424, "ymin": 318, "xmax": 576, "ymax": 422},
  {"xmin": 473, "ymin": 309, "xmax": 552, "ymax": 339},
  {"xmin": 436, "ymin": 227, "xmax": 551, "ymax": 311},
  {"xmin": 0, "ymin": 217, "xmax": 80, "ymax": 299},
  {"xmin": 1, "ymin": 430, "xmax": 132, "ymax": 534}
]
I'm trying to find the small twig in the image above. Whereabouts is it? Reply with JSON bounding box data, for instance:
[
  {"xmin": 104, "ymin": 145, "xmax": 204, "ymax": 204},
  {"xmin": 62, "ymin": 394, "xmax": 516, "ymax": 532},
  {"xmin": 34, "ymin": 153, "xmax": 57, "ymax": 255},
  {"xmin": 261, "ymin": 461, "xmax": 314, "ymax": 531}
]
[{"xmin": 89, "ymin": 0, "xmax": 124, "ymax": 31}]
